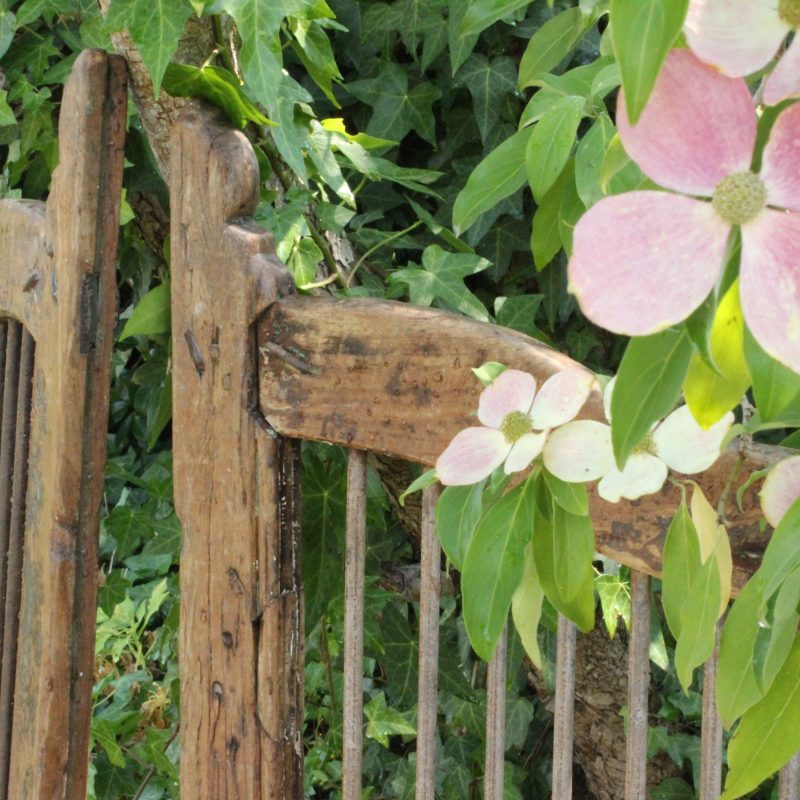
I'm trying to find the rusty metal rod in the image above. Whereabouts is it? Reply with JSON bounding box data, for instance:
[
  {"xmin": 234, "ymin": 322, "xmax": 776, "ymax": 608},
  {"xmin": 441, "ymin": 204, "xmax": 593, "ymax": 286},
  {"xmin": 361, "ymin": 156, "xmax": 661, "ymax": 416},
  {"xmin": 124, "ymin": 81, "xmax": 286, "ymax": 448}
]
[
  {"xmin": 552, "ymin": 615, "xmax": 577, "ymax": 800},
  {"xmin": 625, "ymin": 571, "xmax": 650, "ymax": 798},
  {"xmin": 415, "ymin": 484, "xmax": 441, "ymax": 800},
  {"xmin": 342, "ymin": 450, "xmax": 368, "ymax": 800},
  {"xmin": 0, "ymin": 328, "xmax": 33, "ymax": 799},
  {"xmin": 699, "ymin": 621, "xmax": 723, "ymax": 800},
  {"xmin": 484, "ymin": 624, "xmax": 508, "ymax": 800}
]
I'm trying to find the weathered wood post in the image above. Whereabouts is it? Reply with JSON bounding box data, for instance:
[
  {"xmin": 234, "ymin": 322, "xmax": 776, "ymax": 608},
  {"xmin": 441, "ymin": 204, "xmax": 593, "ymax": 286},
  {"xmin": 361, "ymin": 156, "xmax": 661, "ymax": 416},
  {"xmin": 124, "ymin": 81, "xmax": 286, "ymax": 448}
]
[
  {"xmin": 0, "ymin": 50, "xmax": 126, "ymax": 800},
  {"xmin": 170, "ymin": 104, "xmax": 304, "ymax": 798}
]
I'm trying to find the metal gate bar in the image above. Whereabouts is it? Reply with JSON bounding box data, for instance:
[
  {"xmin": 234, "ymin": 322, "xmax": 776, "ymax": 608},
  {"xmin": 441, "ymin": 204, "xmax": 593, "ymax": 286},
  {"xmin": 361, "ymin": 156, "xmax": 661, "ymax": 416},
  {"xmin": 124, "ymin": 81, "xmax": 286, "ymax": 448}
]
[{"xmin": 415, "ymin": 484, "xmax": 442, "ymax": 799}]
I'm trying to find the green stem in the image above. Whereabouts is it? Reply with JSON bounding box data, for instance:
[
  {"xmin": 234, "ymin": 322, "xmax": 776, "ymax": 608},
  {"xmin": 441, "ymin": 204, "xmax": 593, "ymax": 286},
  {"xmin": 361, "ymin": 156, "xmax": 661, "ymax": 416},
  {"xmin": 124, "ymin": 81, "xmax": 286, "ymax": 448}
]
[
  {"xmin": 346, "ymin": 220, "xmax": 423, "ymax": 288},
  {"xmin": 211, "ymin": 15, "xmax": 237, "ymax": 76}
]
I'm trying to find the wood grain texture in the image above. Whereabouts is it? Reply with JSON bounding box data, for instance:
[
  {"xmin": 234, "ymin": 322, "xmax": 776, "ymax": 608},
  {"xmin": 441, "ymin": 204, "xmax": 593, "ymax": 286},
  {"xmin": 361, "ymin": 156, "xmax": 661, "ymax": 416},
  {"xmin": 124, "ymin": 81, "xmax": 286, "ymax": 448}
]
[
  {"xmin": 1, "ymin": 50, "xmax": 125, "ymax": 800},
  {"xmin": 170, "ymin": 101, "xmax": 302, "ymax": 800},
  {"xmin": 258, "ymin": 295, "xmax": 783, "ymax": 587}
]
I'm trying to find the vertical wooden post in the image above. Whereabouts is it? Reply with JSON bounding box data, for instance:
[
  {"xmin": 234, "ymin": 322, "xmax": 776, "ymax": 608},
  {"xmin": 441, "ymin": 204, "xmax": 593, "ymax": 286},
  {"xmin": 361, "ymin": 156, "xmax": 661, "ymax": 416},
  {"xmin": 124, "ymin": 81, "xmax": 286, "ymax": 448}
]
[
  {"xmin": 3, "ymin": 50, "xmax": 125, "ymax": 800},
  {"xmin": 625, "ymin": 571, "xmax": 650, "ymax": 799},
  {"xmin": 170, "ymin": 103, "xmax": 303, "ymax": 799}
]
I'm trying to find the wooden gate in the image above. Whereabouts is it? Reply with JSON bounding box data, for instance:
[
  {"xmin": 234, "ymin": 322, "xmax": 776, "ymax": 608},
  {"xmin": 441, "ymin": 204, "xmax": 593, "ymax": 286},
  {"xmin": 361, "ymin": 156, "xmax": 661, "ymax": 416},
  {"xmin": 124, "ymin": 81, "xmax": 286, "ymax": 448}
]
[
  {"xmin": 0, "ymin": 50, "xmax": 125, "ymax": 800},
  {"xmin": 170, "ymin": 104, "xmax": 800, "ymax": 798}
]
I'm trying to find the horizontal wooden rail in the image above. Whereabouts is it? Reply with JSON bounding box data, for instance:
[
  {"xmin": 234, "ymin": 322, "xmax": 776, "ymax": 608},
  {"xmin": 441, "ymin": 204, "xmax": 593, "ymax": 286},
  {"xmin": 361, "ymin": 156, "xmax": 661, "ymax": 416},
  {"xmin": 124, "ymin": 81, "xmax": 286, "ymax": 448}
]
[{"xmin": 258, "ymin": 294, "xmax": 783, "ymax": 589}]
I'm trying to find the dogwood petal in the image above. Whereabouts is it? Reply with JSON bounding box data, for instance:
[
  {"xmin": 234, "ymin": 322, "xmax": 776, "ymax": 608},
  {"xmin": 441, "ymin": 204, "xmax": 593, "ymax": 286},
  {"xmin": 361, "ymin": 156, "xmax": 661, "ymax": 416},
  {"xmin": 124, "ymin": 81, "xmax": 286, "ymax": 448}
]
[
  {"xmin": 652, "ymin": 406, "xmax": 733, "ymax": 473},
  {"xmin": 477, "ymin": 369, "xmax": 537, "ymax": 428},
  {"xmin": 617, "ymin": 50, "xmax": 756, "ymax": 196},
  {"xmin": 603, "ymin": 376, "xmax": 616, "ymax": 422},
  {"xmin": 505, "ymin": 431, "xmax": 547, "ymax": 474},
  {"xmin": 761, "ymin": 455, "xmax": 800, "ymax": 527},
  {"xmin": 684, "ymin": 0, "xmax": 787, "ymax": 78},
  {"xmin": 598, "ymin": 454, "xmax": 668, "ymax": 503},
  {"xmin": 569, "ymin": 192, "xmax": 730, "ymax": 335},
  {"xmin": 740, "ymin": 210, "xmax": 800, "ymax": 375},
  {"xmin": 543, "ymin": 420, "xmax": 614, "ymax": 483},
  {"xmin": 529, "ymin": 368, "xmax": 596, "ymax": 430},
  {"xmin": 436, "ymin": 427, "xmax": 509, "ymax": 485},
  {"xmin": 764, "ymin": 35, "xmax": 800, "ymax": 106},
  {"xmin": 760, "ymin": 102, "xmax": 800, "ymax": 211}
]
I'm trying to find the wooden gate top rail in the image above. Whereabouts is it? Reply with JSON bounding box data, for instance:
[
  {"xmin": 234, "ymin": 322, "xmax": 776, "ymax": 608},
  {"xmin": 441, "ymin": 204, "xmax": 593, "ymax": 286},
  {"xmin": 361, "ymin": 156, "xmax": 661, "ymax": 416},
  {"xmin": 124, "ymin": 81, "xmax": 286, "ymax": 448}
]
[{"xmin": 258, "ymin": 294, "xmax": 783, "ymax": 589}]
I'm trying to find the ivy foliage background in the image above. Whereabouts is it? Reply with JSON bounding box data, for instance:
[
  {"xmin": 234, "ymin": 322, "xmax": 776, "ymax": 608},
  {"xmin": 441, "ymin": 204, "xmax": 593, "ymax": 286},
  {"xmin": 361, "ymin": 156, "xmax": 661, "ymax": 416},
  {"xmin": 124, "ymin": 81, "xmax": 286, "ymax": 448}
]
[{"xmin": 0, "ymin": 0, "xmax": 792, "ymax": 797}]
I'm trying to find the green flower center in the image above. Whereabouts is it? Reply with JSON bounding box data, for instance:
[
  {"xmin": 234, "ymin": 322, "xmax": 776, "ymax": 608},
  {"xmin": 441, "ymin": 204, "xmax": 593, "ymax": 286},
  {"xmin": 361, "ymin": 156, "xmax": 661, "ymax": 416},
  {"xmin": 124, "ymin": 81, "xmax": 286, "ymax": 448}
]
[
  {"xmin": 779, "ymin": 0, "xmax": 800, "ymax": 28},
  {"xmin": 711, "ymin": 171, "xmax": 767, "ymax": 225},
  {"xmin": 632, "ymin": 432, "xmax": 657, "ymax": 457},
  {"xmin": 500, "ymin": 411, "xmax": 532, "ymax": 443}
]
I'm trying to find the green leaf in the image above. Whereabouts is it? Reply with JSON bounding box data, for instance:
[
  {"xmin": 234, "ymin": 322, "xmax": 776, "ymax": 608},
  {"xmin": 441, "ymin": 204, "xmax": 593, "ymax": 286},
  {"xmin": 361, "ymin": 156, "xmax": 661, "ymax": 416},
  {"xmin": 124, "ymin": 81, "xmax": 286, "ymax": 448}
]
[
  {"xmin": 721, "ymin": 637, "xmax": 800, "ymax": 800},
  {"xmin": 288, "ymin": 237, "xmax": 323, "ymax": 286},
  {"xmin": 651, "ymin": 778, "xmax": 695, "ymax": 800},
  {"xmin": 595, "ymin": 573, "xmax": 630, "ymax": 639},
  {"xmin": 525, "ymin": 95, "xmax": 584, "ymax": 203},
  {"xmin": 472, "ymin": 362, "xmax": 507, "ymax": 386},
  {"xmin": 399, "ymin": 468, "xmax": 438, "ymax": 505},
  {"xmin": 348, "ymin": 62, "xmax": 440, "ymax": 145},
  {"xmin": 511, "ymin": 543, "xmax": 545, "ymax": 669},
  {"xmin": 611, "ymin": 327, "xmax": 693, "ymax": 467},
  {"xmin": 381, "ymin": 603, "xmax": 419, "ymax": 706},
  {"xmin": 518, "ymin": 8, "xmax": 588, "ymax": 88},
  {"xmin": 458, "ymin": 54, "xmax": 517, "ymax": 145},
  {"xmin": 289, "ymin": 17, "xmax": 341, "ymax": 106},
  {"xmin": 0, "ymin": 11, "xmax": 14, "ymax": 61},
  {"xmin": 14, "ymin": 0, "xmax": 58, "ymax": 28},
  {"xmin": 453, "ymin": 126, "xmax": 533, "ymax": 235},
  {"xmin": 389, "ymin": 245, "xmax": 491, "ymax": 321},
  {"xmin": 142, "ymin": 514, "xmax": 182, "ymax": 559},
  {"xmin": 162, "ymin": 64, "xmax": 273, "ymax": 128},
  {"xmin": 610, "ymin": 0, "xmax": 689, "ymax": 124},
  {"xmin": 302, "ymin": 452, "xmax": 346, "ymax": 632},
  {"xmin": 104, "ymin": 505, "xmax": 152, "ymax": 560},
  {"xmin": 745, "ymin": 325, "xmax": 800, "ymax": 422},
  {"xmin": 92, "ymin": 719, "xmax": 126, "ymax": 768},
  {"xmin": 104, "ymin": 0, "xmax": 194, "ymax": 96},
  {"xmin": 532, "ymin": 486, "xmax": 595, "ymax": 632},
  {"xmin": 717, "ymin": 579, "xmax": 767, "ymax": 728},
  {"xmin": 461, "ymin": 476, "xmax": 536, "ymax": 660},
  {"xmin": 757, "ymin": 496, "xmax": 800, "ymax": 602},
  {"xmin": 459, "ymin": 0, "xmax": 534, "ymax": 38},
  {"xmin": 266, "ymin": 74, "xmax": 313, "ymax": 182},
  {"xmin": 531, "ymin": 159, "xmax": 574, "ymax": 271},
  {"xmin": 752, "ymin": 566, "xmax": 800, "ymax": 694},
  {"xmin": 119, "ymin": 283, "xmax": 171, "ymax": 340},
  {"xmin": 448, "ymin": 0, "xmax": 481, "ymax": 75},
  {"xmin": 0, "ymin": 90, "xmax": 16, "ymax": 127},
  {"xmin": 684, "ymin": 280, "xmax": 750, "ymax": 428},
  {"xmin": 494, "ymin": 295, "xmax": 544, "ymax": 339},
  {"xmin": 575, "ymin": 113, "xmax": 615, "ymax": 208},
  {"xmin": 674, "ymin": 555, "xmax": 721, "ymax": 692},
  {"xmin": 542, "ymin": 467, "xmax": 588, "ymax": 516},
  {"xmin": 364, "ymin": 692, "xmax": 417, "ymax": 747},
  {"xmin": 98, "ymin": 570, "xmax": 131, "ymax": 617},
  {"xmin": 661, "ymin": 499, "xmax": 702, "ymax": 640}
]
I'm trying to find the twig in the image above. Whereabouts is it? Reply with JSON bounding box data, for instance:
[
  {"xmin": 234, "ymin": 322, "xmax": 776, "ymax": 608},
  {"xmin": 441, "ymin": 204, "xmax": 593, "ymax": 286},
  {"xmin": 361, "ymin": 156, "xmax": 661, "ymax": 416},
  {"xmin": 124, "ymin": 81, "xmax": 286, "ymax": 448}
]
[
  {"xmin": 131, "ymin": 723, "xmax": 180, "ymax": 800},
  {"xmin": 319, "ymin": 616, "xmax": 338, "ymax": 713}
]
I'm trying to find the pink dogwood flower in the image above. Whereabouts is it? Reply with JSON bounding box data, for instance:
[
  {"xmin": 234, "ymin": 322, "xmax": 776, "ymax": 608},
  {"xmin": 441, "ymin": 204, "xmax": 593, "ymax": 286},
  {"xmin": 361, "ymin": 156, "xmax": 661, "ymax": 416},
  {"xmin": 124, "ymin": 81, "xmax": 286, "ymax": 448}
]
[
  {"xmin": 542, "ymin": 379, "xmax": 733, "ymax": 502},
  {"xmin": 684, "ymin": 0, "xmax": 800, "ymax": 106},
  {"xmin": 435, "ymin": 368, "xmax": 595, "ymax": 485},
  {"xmin": 760, "ymin": 454, "xmax": 800, "ymax": 526},
  {"xmin": 569, "ymin": 49, "xmax": 800, "ymax": 375}
]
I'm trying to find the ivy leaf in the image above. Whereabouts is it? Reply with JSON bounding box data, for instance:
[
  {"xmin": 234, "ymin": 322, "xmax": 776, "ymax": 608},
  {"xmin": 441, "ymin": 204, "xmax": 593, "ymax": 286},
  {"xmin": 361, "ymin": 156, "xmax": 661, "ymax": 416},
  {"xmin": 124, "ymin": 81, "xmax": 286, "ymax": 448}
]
[
  {"xmin": 458, "ymin": 54, "xmax": 517, "ymax": 145},
  {"xmin": 0, "ymin": 90, "xmax": 15, "ymax": 127},
  {"xmin": 389, "ymin": 244, "xmax": 491, "ymax": 321},
  {"xmin": 610, "ymin": 0, "xmax": 689, "ymax": 124},
  {"xmin": 461, "ymin": 476, "xmax": 536, "ymax": 661},
  {"xmin": 267, "ymin": 74, "xmax": 314, "ymax": 182},
  {"xmin": 721, "ymin": 638, "xmax": 800, "ymax": 800},
  {"xmin": 459, "ymin": 0, "xmax": 535, "ymax": 38},
  {"xmin": 348, "ymin": 62, "xmax": 440, "ymax": 145},
  {"xmin": 119, "ymin": 283, "xmax": 171, "ymax": 340},
  {"xmin": 595, "ymin": 573, "xmax": 631, "ymax": 639},
  {"xmin": 611, "ymin": 327, "xmax": 693, "ymax": 467},
  {"xmin": 302, "ymin": 452, "xmax": 346, "ymax": 632},
  {"xmin": 364, "ymin": 693, "xmax": 417, "ymax": 747},
  {"xmin": 162, "ymin": 63, "xmax": 273, "ymax": 128},
  {"xmin": 494, "ymin": 294, "xmax": 544, "ymax": 339},
  {"xmin": 0, "ymin": 10, "xmax": 14, "ymax": 60},
  {"xmin": 381, "ymin": 603, "xmax": 419, "ymax": 707},
  {"xmin": 452, "ymin": 126, "xmax": 533, "ymax": 234},
  {"xmin": 448, "ymin": 0, "xmax": 481, "ymax": 75},
  {"xmin": 104, "ymin": 0, "xmax": 194, "ymax": 96}
]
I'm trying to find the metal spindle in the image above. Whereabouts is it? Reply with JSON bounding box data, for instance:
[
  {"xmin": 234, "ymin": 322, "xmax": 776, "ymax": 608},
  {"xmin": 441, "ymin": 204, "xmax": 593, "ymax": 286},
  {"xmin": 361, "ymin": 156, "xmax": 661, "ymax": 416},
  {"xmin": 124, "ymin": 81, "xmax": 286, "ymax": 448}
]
[
  {"xmin": 342, "ymin": 450, "xmax": 368, "ymax": 800},
  {"xmin": 0, "ymin": 321, "xmax": 22, "ymax": 658},
  {"xmin": 699, "ymin": 621, "xmax": 723, "ymax": 799},
  {"xmin": 484, "ymin": 624, "xmax": 508, "ymax": 799},
  {"xmin": 415, "ymin": 484, "xmax": 442, "ymax": 800},
  {"xmin": 552, "ymin": 615, "xmax": 577, "ymax": 800},
  {"xmin": 779, "ymin": 751, "xmax": 800, "ymax": 799},
  {"xmin": 0, "ymin": 328, "xmax": 33, "ymax": 798},
  {"xmin": 625, "ymin": 571, "xmax": 650, "ymax": 799}
]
